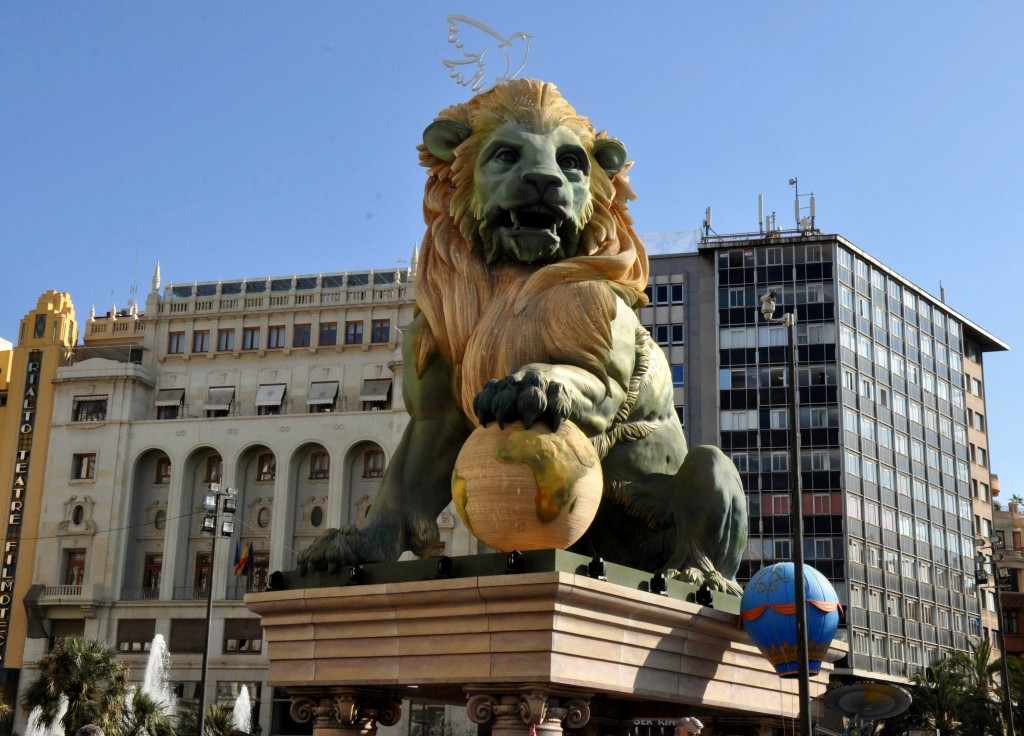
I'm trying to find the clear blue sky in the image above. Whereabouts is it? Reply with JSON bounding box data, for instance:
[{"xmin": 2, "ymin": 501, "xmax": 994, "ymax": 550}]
[{"xmin": 3, "ymin": 2, "xmax": 1022, "ymax": 493}]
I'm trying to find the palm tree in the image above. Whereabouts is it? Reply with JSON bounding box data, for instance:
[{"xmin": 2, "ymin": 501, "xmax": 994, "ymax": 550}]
[
  {"xmin": 119, "ymin": 690, "xmax": 176, "ymax": 736},
  {"xmin": 21, "ymin": 635, "xmax": 130, "ymax": 735},
  {"xmin": 883, "ymin": 639, "xmax": 1006, "ymax": 735},
  {"xmin": 178, "ymin": 703, "xmax": 239, "ymax": 736}
]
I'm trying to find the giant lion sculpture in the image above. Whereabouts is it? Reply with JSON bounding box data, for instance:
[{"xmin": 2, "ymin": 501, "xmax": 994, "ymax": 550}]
[{"xmin": 298, "ymin": 79, "xmax": 747, "ymax": 592}]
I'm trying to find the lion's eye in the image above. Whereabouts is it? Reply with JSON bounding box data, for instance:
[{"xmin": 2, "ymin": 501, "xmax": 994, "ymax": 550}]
[
  {"xmin": 493, "ymin": 148, "xmax": 519, "ymax": 165},
  {"xmin": 558, "ymin": 153, "xmax": 582, "ymax": 170}
]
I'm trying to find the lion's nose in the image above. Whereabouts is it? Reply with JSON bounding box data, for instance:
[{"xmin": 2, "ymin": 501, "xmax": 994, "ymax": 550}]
[{"xmin": 521, "ymin": 170, "xmax": 563, "ymax": 193}]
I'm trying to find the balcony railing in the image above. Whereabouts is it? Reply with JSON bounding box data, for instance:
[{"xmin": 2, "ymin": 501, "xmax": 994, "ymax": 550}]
[
  {"xmin": 43, "ymin": 585, "xmax": 82, "ymax": 597},
  {"xmin": 173, "ymin": 586, "xmax": 209, "ymax": 600},
  {"xmin": 120, "ymin": 587, "xmax": 161, "ymax": 601}
]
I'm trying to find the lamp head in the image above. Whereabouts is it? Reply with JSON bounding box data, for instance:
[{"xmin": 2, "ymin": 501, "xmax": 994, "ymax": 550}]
[{"xmin": 760, "ymin": 291, "xmax": 777, "ymax": 321}]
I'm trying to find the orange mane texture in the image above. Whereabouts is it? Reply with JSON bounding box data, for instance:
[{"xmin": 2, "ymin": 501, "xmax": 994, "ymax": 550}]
[{"xmin": 416, "ymin": 79, "xmax": 651, "ymax": 420}]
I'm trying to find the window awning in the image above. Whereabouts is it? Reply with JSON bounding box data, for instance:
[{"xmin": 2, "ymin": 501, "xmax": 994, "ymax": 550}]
[
  {"xmin": 255, "ymin": 384, "xmax": 287, "ymax": 407},
  {"xmin": 74, "ymin": 395, "xmax": 107, "ymax": 401},
  {"xmin": 205, "ymin": 387, "xmax": 236, "ymax": 411},
  {"xmin": 154, "ymin": 388, "xmax": 185, "ymax": 407},
  {"xmin": 307, "ymin": 381, "xmax": 339, "ymax": 405},
  {"xmin": 359, "ymin": 378, "xmax": 392, "ymax": 402}
]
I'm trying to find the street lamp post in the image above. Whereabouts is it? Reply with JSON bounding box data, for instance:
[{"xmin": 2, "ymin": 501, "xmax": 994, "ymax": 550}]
[
  {"xmin": 198, "ymin": 484, "xmax": 237, "ymax": 736},
  {"xmin": 760, "ymin": 291, "xmax": 811, "ymax": 736},
  {"xmin": 975, "ymin": 536, "xmax": 1017, "ymax": 736}
]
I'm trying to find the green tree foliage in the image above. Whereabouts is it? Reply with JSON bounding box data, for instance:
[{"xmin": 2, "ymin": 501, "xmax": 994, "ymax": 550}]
[
  {"xmin": 21, "ymin": 636, "xmax": 129, "ymax": 735},
  {"xmin": 880, "ymin": 638, "xmax": 1008, "ymax": 736},
  {"xmin": 178, "ymin": 704, "xmax": 239, "ymax": 736},
  {"xmin": 118, "ymin": 690, "xmax": 176, "ymax": 736}
]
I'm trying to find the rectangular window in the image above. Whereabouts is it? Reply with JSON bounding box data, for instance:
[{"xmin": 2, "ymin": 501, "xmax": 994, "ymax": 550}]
[
  {"xmin": 293, "ymin": 324, "xmax": 311, "ymax": 348},
  {"xmin": 769, "ymin": 408, "xmax": 788, "ymax": 430},
  {"xmin": 309, "ymin": 451, "xmax": 330, "ymax": 480},
  {"xmin": 118, "ymin": 619, "xmax": 156, "ymax": 653},
  {"xmin": 670, "ymin": 324, "xmax": 684, "ymax": 345},
  {"xmin": 345, "ymin": 321, "xmax": 363, "ymax": 345},
  {"xmin": 242, "ymin": 327, "xmax": 260, "ymax": 350},
  {"xmin": 363, "ymin": 449, "xmax": 384, "ymax": 478},
  {"xmin": 671, "ymin": 365, "xmax": 684, "ymax": 388},
  {"xmin": 205, "ymin": 456, "xmax": 223, "ymax": 483},
  {"xmin": 223, "ymin": 618, "xmax": 263, "ymax": 654},
  {"xmin": 73, "ymin": 396, "xmax": 107, "ymax": 422},
  {"xmin": 256, "ymin": 453, "xmax": 276, "ymax": 481},
  {"xmin": 142, "ymin": 554, "xmax": 162, "ymax": 592},
  {"xmin": 655, "ymin": 325, "xmax": 669, "ymax": 345},
  {"xmin": 168, "ymin": 332, "xmax": 185, "ymax": 354},
  {"xmin": 721, "ymin": 410, "xmax": 758, "ymax": 431},
  {"xmin": 320, "ymin": 322, "xmax": 338, "ymax": 346},
  {"xmin": 670, "ymin": 283, "xmax": 684, "ymax": 304},
  {"xmin": 73, "ymin": 453, "xmax": 96, "ymax": 480},
  {"xmin": 654, "ymin": 284, "xmax": 670, "ymax": 305},
  {"xmin": 63, "ymin": 548, "xmax": 86, "ymax": 586},
  {"xmin": 169, "ymin": 619, "xmax": 206, "ymax": 654},
  {"xmin": 192, "ymin": 330, "xmax": 210, "ymax": 353},
  {"xmin": 217, "ymin": 329, "xmax": 235, "ymax": 352},
  {"xmin": 267, "ymin": 325, "xmax": 286, "ymax": 349},
  {"xmin": 371, "ymin": 319, "xmax": 390, "ymax": 343},
  {"xmin": 155, "ymin": 456, "xmax": 171, "ymax": 484}
]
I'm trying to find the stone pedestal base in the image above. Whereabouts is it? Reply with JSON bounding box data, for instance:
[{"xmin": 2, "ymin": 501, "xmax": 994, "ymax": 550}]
[{"xmin": 248, "ymin": 555, "xmax": 846, "ymax": 728}]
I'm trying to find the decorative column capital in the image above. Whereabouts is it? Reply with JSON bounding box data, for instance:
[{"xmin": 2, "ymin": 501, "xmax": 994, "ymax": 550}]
[
  {"xmin": 289, "ymin": 687, "xmax": 403, "ymax": 736},
  {"xmin": 465, "ymin": 686, "xmax": 592, "ymax": 735}
]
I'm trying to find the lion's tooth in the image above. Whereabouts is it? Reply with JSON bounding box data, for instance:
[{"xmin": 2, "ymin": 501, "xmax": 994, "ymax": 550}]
[{"xmin": 511, "ymin": 211, "xmax": 521, "ymax": 229}]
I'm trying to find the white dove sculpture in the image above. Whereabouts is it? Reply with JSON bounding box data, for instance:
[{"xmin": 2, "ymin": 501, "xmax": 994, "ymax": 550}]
[{"xmin": 443, "ymin": 15, "xmax": 533, "ymax": 93}]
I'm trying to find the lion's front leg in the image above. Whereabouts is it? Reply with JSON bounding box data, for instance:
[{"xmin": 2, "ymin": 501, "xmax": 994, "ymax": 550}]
[{"xmin": 473, "ymin": 363, "xmax": 625, "ymax": 437}]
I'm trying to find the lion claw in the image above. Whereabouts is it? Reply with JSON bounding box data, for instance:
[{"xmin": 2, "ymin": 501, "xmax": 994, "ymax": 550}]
[{"xmin": 473, "ymin": 372, "xmax": 570, "ymax": 430}]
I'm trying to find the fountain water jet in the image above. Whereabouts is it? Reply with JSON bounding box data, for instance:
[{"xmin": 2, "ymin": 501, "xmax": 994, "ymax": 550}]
[
  {"xmin": 26, "ymin": 695, "xmax": 68, "ymax": 736},
  {"xmin": 141, "ymin": 634, "xmax": 175, "ymax": 713},
  {"xmin": 232, "ymin": 685, "xmax": 252, "ymax": 733}
]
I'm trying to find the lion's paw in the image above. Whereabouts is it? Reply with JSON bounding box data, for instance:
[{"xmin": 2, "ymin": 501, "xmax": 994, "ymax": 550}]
[
  {"xmin": 296, "ymin": 526, "xmax": 365, "ymax": 576},
  {"xmin": 473, "ymin": 372, "xmax": 571, "ymax": 430},
  {"xmin": 666, "ymin": 566, "xmax": 704, "ymax": 587}
]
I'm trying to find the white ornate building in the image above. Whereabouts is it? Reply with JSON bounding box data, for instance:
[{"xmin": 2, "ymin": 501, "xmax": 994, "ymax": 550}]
[{"xmin": 17, "ymin": 263, "xmax": 480, "ymax": 735}]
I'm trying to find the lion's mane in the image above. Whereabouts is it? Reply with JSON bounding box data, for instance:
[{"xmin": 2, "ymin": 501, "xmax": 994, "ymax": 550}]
[{"xmin": 416, "ymin": 79, "xmax": 651, "ymax": 420}]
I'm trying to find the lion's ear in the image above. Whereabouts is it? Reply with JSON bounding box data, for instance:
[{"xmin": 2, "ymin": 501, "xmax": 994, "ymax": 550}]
[
  {"xmin": 423, "ymin": 120, "xmax": 472, "ymax": 162},
  {"xmin": 592, "ymin": 139, "xmax": 628, "ymax": 177}
]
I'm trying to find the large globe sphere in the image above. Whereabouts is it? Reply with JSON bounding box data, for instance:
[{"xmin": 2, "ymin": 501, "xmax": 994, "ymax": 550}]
[{"xmin": 451, "ymin": 420, "xmax": 603, "ymax": 552}]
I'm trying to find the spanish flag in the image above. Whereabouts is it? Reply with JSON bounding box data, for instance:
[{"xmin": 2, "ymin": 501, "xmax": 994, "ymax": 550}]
[{"xmin": 234, "ymin": 541, "xmax": 252, "ymax": 576}]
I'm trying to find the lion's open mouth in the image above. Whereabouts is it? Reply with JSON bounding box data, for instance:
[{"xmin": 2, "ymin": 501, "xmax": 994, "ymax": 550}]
[
  {"xmin": 493, "ymin": 205, "xmax": 568, "ymax": 263},
  {"xmin": 505, "ymin": 205, "xmax": 561, "ymax": 234}
]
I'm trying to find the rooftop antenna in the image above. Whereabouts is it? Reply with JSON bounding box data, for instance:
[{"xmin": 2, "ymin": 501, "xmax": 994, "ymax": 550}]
[
  {"xmin": 789, "ymin": 177, "xmax": 817, "ymax": 232},
  {"xmin": 703, "ymin": 206, "xmax": 715, "ymax": 239},
  {"xmin": 758, "ymin": 194, "xmax": 764, "ymax": 233}
]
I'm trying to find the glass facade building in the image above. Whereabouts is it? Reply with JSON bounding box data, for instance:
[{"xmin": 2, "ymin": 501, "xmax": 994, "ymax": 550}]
[{"xmin": 641, "ymin": 231, "xmax": 1007, "ymax": 682}]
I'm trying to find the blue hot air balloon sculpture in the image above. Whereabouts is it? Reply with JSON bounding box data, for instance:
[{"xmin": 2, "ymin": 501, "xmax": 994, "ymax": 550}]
[{"xmin": 740, "ymin": 562, "xmax": 842, "ymax": 676}]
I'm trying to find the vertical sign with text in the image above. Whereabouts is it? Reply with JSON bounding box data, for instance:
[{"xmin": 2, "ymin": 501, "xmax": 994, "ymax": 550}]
[{"xmin": 0, "ymin": 351, "xmax": 41, "ymax": 665}]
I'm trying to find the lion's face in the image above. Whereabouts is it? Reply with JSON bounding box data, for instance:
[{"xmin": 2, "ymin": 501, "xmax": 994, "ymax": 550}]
[
  {"xmin": 472, "ymin": 122, "xmax": 593, "ymax": 264},
  {"xmin": 422, "ymin": 82, "xmax": 629, "ymax": 267}
]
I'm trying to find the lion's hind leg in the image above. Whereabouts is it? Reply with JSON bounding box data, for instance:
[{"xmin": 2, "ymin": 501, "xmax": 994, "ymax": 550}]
[{"xmin": 663, "ymin": 445, "xmax": 748, "ymax": 594}]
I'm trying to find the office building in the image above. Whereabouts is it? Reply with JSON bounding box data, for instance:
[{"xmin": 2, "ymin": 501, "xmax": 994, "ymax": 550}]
[{"xmin": 640, "ymin": 229, "xmax": 1008, "ymax": 683}]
